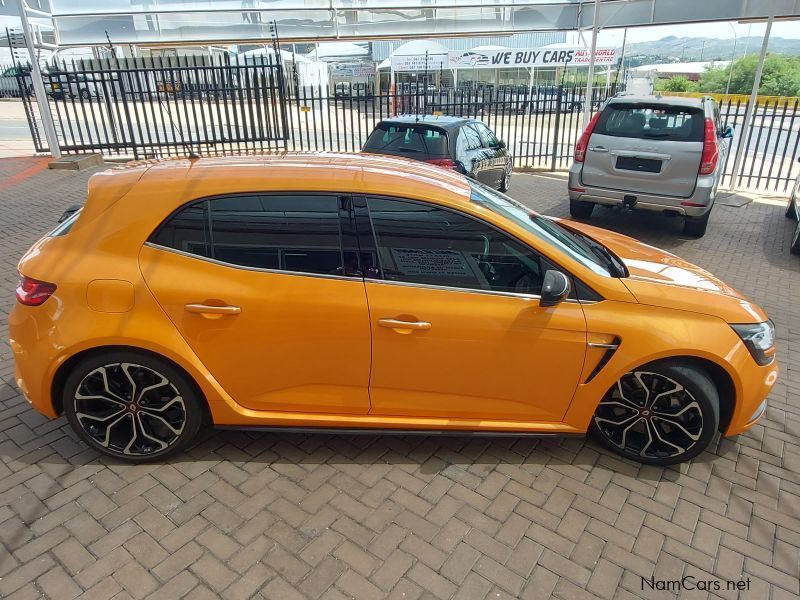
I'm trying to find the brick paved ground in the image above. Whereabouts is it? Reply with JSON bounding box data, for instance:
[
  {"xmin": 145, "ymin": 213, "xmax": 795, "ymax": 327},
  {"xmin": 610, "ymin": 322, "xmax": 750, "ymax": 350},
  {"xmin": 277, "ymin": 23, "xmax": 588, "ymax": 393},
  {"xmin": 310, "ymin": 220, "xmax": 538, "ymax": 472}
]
[{"xmin": 0, "ymin": 161, "xmax": 798, "ymax": 600}]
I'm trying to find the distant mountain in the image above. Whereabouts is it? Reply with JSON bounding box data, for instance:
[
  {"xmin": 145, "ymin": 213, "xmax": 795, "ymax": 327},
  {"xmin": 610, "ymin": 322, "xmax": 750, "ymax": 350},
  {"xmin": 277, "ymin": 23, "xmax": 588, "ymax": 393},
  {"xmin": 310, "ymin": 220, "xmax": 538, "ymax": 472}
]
[{"xmin": 625, "ymin": 36, "xmax": 800, "ymax": 62}]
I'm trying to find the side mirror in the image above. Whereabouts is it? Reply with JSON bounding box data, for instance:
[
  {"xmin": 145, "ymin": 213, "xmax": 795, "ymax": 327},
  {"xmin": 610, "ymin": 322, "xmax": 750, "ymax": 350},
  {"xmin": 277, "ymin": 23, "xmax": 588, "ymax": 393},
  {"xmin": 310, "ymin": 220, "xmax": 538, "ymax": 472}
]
[
  {"xmin": 722, "ymin": 124, "xmax": 734, "ymax": 139},
  {"xmin": 540, "ymin": 270, "xmax": 571, "ymax": 307},
  {"xmin": 495, "ymin": 139, "xmax": 506, "ymax": 149}
]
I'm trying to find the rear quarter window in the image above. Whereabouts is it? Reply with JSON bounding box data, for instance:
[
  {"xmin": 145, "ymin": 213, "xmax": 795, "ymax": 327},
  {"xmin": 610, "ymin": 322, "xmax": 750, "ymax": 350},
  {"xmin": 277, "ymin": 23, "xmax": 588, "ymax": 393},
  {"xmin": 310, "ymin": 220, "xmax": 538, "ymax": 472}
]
[
  {"xmin": 363, "ymin": 124, "xmax": 449, "ymax": 156},
  {"xmin": 594, "ymin": 103, "xmax": 704, "ymax": 142}
]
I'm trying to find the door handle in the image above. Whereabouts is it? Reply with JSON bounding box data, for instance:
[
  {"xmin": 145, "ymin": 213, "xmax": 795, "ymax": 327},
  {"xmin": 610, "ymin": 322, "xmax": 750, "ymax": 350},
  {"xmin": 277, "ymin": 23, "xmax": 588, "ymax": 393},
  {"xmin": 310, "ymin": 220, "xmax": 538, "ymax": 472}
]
[
  {"xmin": 589, "ymin": 146, "xmax": 608, "ymax": 153},
  {"xmin": 378, "ymin": 318, "xmax": 431, "ymax": 330},
  {"xmin": 185, "ymin": 303, "xmax": 241, "ymax": 315}
]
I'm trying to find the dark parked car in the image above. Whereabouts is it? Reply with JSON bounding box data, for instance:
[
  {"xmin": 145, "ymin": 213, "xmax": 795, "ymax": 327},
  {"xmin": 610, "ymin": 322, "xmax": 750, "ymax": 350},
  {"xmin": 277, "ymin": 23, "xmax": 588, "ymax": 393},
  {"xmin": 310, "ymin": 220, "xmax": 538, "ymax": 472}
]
[
  {"xmin": 786, "ymin": 158, "xmax": 800, "ymax": 254},
  {"xmin": 362, "ymin": 115, "xmax": 513, "ymax": 191}
]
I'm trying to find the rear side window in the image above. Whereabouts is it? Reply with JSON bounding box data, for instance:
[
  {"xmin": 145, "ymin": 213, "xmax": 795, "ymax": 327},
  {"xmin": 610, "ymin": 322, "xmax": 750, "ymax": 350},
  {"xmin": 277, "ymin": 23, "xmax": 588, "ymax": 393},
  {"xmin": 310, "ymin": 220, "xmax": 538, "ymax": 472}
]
[
  {"xmin": 150, "ymin": 202, "xmax": 211, "ymax": 257},
  {"xmin": 594, "ymin": 103, "xmax": 704, "ymax": 142},
  {"xmin": 150, "ymin": 194, "xmax": 344, "ymax": 276},
  {"xmin": 364, "ymin": 123, "xmax": 449, "ymax": 155}
]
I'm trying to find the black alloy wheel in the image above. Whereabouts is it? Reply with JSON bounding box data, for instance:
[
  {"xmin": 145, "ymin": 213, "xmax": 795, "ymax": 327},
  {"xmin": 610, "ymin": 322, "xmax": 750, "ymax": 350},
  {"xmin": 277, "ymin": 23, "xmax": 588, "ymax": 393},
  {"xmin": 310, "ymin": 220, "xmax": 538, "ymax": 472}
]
[
  {"xmin": 64, "ymin": 352, "xmax": 203, "ymax": 462},
  {"xmin": 591, "ymin": 363, "xmax": 719, "ymax": 465}
]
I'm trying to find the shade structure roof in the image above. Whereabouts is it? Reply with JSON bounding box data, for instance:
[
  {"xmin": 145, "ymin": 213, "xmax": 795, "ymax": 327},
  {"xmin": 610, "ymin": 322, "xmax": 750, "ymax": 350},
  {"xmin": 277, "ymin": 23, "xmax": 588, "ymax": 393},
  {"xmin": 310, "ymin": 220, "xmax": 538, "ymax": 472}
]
[{"xmin": 14, "ymin": 1, "xmax": 800, "ymax": 46}]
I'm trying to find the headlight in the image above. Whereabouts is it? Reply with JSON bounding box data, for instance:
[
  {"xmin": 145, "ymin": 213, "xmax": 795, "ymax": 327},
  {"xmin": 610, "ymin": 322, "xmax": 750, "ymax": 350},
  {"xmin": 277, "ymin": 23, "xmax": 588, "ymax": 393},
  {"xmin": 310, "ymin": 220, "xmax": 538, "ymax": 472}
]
[{"xmin": 731, "ymin": 321, "xmax": 776, "ymax": 366}]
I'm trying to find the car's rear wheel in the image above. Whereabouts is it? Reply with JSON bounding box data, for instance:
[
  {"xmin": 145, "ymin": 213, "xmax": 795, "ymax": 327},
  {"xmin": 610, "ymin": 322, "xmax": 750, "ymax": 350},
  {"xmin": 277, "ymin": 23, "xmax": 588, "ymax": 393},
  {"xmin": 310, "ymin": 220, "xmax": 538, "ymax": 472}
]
[
  {"xmin": 569, "ymin": 200, "xmax": 594, "ymax": 219},
  {"xmin": 790, "ymin": 219, "xmax": 800, "ymax": 255},
  {"xmin": 63, "ymin": 352, "xmax": 204, "ymax": 462},
  {"xmin": 590, "ymin": 362, "xmax": 719, "ymax": 465},
  {"xmin": 683, "ymin": 212, "xmax": 710, "ymax": 238}
]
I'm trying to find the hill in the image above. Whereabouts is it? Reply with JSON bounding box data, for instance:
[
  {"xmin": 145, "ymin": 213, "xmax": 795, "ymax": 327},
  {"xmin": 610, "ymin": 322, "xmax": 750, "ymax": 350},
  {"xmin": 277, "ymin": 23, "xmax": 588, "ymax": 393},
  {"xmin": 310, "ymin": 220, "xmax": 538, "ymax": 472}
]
[{"xmin": 625, "ymin": 36, "xmax": 800, "ymax": 62}]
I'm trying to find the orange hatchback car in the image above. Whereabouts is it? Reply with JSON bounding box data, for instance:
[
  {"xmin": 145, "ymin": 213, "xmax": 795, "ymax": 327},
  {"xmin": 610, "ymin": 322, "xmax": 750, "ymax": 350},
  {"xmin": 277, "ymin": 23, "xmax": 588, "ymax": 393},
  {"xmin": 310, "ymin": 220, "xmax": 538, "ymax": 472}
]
[{"xmin": 9, "ymin": 154, "xmax": 777, "ymax": 465}]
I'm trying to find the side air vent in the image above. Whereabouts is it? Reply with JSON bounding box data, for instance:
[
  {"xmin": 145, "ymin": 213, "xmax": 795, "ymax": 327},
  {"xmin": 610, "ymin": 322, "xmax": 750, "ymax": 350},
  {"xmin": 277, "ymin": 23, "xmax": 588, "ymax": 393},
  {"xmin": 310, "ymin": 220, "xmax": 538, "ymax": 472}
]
[{"xmin": 584, "ymin": 338, "xmax": 621, "ymax": 384}]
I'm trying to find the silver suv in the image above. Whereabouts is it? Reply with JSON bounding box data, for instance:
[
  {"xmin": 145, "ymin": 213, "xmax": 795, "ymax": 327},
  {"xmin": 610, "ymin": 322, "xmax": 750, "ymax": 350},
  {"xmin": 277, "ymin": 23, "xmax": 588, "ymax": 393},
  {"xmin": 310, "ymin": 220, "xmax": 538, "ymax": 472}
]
[{"xmin": 568, "ymin": 95, "xmax": 733, "ymax": 237}]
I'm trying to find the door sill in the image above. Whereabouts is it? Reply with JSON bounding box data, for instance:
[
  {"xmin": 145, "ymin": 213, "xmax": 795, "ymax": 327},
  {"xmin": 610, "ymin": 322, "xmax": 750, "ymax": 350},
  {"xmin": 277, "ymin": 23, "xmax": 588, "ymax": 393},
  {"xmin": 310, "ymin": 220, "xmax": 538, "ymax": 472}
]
[{"xmin": 215, "ymin": 425, "xmax": 584, "ymax": 437}]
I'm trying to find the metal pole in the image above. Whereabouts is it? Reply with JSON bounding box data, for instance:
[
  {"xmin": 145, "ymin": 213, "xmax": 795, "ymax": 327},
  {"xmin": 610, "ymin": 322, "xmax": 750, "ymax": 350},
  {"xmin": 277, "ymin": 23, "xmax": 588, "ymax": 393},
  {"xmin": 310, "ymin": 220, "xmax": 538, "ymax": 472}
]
[
  {"xmin": 18, "ymin": 0, "xmax": 61, "ymax": 158},
  {"xmin": 724, "ymin": 23, "xmax": 738, "ymax": 97},
  {"xmin": 729, "ymin": 5, "xmax": 774, "ymax": 190},
  {"xmin": 582, "ymin": 0, "xmax": 600, "ymax": 127},
  {"xmin": 618, "ymin": 27, "xmax": 627, "ymax": 89}
]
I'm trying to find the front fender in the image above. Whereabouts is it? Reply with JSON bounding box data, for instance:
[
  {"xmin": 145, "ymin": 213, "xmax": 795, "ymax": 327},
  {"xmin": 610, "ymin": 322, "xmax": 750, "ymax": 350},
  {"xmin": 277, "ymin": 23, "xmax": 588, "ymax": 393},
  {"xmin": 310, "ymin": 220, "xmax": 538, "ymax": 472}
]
[{"xmin": 563, "ymin": 300, "xmax": 752, "ymax": 432}]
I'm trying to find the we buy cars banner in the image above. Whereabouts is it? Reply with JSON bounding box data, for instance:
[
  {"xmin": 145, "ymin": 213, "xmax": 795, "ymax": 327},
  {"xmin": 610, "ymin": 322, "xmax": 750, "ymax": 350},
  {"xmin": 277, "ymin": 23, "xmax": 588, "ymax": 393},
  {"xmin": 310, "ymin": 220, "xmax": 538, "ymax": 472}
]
[{"xmin": 448, "ymin": 47, "xmax": 617, "ymax": 69}]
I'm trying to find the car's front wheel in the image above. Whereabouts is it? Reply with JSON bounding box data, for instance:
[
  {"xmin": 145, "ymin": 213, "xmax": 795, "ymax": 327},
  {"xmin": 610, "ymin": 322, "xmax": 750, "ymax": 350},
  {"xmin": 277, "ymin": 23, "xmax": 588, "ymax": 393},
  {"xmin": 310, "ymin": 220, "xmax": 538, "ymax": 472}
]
[
  {"xmin": 790, "ymin": 219, "xmax": 800, "ymax": 255},
  {"xmin": 786, "ymin": 196, "xmax": 798, "ymax": 219},
  {"xmin": 590, "ymin": 362, "xmax": 720, "ymax": 465},
  {"xmin": 499, "ymin": 164, "xmax": 512, "ymax": 192},
  {"xmin": 63, "ymin": 351, "xmax": 204, "ymax": 462}
]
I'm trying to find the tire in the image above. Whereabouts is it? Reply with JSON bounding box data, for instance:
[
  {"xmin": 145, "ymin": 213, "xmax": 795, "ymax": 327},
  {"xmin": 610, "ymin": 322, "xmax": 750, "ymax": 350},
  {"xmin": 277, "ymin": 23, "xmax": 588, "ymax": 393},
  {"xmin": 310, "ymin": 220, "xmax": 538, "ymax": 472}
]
[
  {"xmin": 499, "ymin": 164, "xmax": 512, "ymax": 192},
  {"xmin": 791, "ymin": 219, "xmax": 800, "ymax": 255},
  {"xmin": 683, "ymin": 212, "xmax": 710, "ymax": 238},
  {"xmin": 787, "ymin": 197, "xmax": 798, "ymax": 220},
  {"xmin": 590, "ymin": 361, "xmax": 720, "ymax": 466},
  {"xmin": 569, "ymin": 200, "xmax": 594, "ymax": 219},
  {"xmin": 63, "ymin": 351, "xmax": 204, "ymax": 463}
]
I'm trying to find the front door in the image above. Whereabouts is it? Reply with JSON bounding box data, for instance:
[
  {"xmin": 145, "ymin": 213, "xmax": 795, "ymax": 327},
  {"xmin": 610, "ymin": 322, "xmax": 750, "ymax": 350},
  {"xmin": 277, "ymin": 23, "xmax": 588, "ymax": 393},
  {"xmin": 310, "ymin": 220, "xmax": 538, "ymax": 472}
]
[
  {"xmin": 140, "ymin": 193, "xmax": 372, "ymax": 414},
  {"xmin": 361, "ymin": 196, "xmax": 587, "ymax": 422}
]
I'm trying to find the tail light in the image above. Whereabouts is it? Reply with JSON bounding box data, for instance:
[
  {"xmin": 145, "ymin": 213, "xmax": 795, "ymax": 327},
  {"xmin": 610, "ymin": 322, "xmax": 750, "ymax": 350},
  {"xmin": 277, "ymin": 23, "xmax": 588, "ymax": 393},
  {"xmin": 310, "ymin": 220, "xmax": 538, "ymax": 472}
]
[
  {"xmin": 574, "ymin": 111, "xmax": 602, "ymax": 162},
  {"xmin": 16, "ymin": 276, "xmax": 57, "ymax": 306},
  {"xmin": 424, "ymin": 158, "xmax": 458, "ymax": 170},
  {"xmin": 699, "ymin": 118, "xmax": 719, "ymax": 175}
]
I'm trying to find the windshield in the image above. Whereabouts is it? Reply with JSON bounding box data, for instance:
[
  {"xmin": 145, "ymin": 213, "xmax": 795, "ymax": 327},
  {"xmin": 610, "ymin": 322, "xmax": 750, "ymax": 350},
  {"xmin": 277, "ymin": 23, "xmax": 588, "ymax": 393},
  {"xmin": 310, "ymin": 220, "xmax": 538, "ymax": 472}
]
[{"xmin": 470, "ymin": 182, "xmax": 621, "ymax": 277}]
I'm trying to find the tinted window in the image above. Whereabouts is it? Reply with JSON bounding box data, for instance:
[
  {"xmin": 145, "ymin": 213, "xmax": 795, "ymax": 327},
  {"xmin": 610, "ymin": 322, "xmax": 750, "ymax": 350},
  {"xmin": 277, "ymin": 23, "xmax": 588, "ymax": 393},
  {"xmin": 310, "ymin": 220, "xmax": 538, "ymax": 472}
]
[
  {"xmin": 474, "ymin": 123, "xmax": 499, "ymax": 148},
  {"xmin": 150, "ymin": 201, "xmax": 211, "ymax": 258},
  {"xmin": 152, "ymin": 195, "xmax": 344, "ymax": 276},
  {"xmin": 460, "ymin": 125, "xmax": 482, "ymax": 151},
  {"xmin": 367, "ymin": 197, "xmax": 544, "ymax": 295},
  {"xmin": 470, "ymin": 182, "xmax": 612, "ymax": 277},
  {"xmin": 363, "ymin": 123, "xmax": 449, "ymax": 156},
  {"xmin": 594, "ymin": 103, "xmax": 704, "ymax": 142},
  {"xmin": 209, "ymin": 195, "xmax": 342, "ymax": 274}
]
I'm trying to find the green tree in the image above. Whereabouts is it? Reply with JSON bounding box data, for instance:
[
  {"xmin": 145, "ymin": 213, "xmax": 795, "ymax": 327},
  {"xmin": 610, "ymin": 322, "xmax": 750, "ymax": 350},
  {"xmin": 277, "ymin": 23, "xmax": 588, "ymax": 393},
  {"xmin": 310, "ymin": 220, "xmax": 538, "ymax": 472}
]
[
  {"xmin": 656, "ymin": 75, "xmax": 696, "ymax": 92},
  {"xmin": 698, "ymin": 53, "xmax": 800, "ymax": 96}
]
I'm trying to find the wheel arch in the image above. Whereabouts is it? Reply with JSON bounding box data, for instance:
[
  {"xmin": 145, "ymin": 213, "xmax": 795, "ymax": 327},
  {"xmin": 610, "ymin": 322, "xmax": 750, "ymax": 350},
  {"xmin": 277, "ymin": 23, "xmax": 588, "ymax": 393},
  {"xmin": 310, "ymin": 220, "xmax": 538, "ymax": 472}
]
[
  {"xmin": 621, "ymin": 355, "xmax": 737, "ymax": 433},
  {"xmin": 51, "ymin": 345, "xmax": 213, "ymax": 424}
]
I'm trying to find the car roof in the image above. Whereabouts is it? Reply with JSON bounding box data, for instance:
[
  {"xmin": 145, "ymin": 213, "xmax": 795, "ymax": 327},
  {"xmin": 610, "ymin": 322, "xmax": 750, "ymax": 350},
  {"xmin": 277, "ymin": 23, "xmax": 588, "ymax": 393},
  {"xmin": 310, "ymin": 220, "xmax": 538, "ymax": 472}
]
[
  {"xmin": 608, "ymin": 94, "xmax": 709, "ymax": 109},
  {"xmin": 378, "ymin": 115, "xmax": 473, "ymax": 129},
  {"xmin": 87, "ymin": 152, "xmax": 473, "ymax": 217}
]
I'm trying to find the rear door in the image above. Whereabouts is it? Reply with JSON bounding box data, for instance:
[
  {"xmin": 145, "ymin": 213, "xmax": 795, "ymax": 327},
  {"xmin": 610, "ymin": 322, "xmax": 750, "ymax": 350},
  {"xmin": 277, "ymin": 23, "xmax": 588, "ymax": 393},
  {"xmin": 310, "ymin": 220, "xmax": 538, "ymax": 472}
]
[
  {"xmin": 140, "ymin": 193, "xmax": 372, "ymax": 415},
  {"xmin": 581, "ymin": 102, "xmax": 705, "ymax": 198}
]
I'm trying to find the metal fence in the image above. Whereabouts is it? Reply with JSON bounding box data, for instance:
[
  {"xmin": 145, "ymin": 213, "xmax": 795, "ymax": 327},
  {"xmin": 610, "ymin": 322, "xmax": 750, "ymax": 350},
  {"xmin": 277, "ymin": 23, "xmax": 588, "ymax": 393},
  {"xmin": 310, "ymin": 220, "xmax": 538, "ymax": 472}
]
[
  {"xmin": 14, "ymin": 55, "xmax": 800, "ymax": 193},
  {"xmin": 21, "ymin": 55, "xmax": 289, "ymax": 158}
]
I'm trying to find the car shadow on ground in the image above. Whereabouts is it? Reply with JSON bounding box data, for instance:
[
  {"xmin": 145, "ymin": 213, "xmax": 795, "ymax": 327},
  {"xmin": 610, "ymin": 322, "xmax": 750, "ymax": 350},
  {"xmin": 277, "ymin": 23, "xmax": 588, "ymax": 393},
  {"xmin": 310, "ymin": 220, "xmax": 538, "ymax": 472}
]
[{"xmin": 4, "ymin": 401, "xmax": 735, "ymax": 484}]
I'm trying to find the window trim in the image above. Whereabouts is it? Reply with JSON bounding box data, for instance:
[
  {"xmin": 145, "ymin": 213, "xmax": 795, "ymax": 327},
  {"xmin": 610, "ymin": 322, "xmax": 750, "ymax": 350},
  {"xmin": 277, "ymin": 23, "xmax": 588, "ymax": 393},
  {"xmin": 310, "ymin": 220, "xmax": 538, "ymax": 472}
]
[
  {"xmin": 360, "ymin": 194, "xmax": 600, "ymax": 303},
  {"xmin": 146, "ymin": 191, "xmax": 359, "ymax": 281},
  {"xmin": 143, "ymin": 241, "xmax": 362, "ymax": 283}
]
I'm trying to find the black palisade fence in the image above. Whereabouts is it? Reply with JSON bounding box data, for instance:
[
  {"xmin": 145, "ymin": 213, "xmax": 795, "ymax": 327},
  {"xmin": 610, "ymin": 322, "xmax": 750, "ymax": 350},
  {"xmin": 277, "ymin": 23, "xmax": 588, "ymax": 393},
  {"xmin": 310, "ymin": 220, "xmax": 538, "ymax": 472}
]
[{"xmin": 13, "ymin": 55, "xmax": 800, "ymax": 193}]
